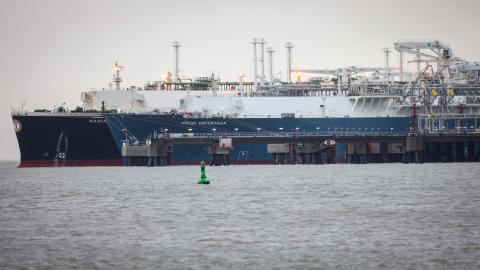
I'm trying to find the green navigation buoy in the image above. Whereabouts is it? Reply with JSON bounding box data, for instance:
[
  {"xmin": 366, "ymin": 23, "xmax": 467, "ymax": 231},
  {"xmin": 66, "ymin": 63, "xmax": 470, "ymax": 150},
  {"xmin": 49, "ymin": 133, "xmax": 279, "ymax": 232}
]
[{"xmin": 198, "ymin": 161, "xmax": 210, "ymax": 185}]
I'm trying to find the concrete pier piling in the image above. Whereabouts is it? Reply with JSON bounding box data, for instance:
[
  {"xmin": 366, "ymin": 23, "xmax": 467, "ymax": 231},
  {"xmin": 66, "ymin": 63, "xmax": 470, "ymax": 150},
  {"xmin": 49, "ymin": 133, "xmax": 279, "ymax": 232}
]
[
  {"xmin": 122, "ymin": 139, "xmax": 170, "ymax": 166},
  {"xmin": 208, "ymin": 141, "xmax": 232, "ymax": 166},
  {"xmin": 467, "ymin": 142, "xmax": 475, "ymax": 162},
  {"xmin": 121, "ymin": 130, "xmax": 480, "ymax": 166},
  {"xmin": 268, "ymin": 143, "xmax": 292, "ymax": 164},
  {"xmin": 476, "ymin": 145, "xmax": 480, "ymax": 162},
  {"xmin": 455, "ymin": 142, "xmax": 466, "ymax": 162},
  {"xmin": 347, "ymin": 142, "xmax": 368, "ymax": 164},
  {"xmin": 402, "ymin": 135, "xmax": 423, "ymax": 164},
  {"xmin": 440, "ymin": 142, "xmax": 454, "ymax": 162},
  {"xmin": 380, "ymin": 142, "xmax": 389, "ymax": 163},
  {"xmin": 326, "ymin": 146, "xmax": 336, "ymax": 164},
  {"xmin": 268, "ymin": 142, "xmax": 327, "ymax": 164},
  {"xmin": 295, "ymin": 143, "xmax": 324, "ymax": 164}
]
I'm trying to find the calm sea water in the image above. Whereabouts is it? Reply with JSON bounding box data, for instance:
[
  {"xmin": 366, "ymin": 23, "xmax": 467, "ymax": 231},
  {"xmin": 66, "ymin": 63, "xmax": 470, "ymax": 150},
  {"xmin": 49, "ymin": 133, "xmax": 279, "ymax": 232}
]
[{"xmin": 1, "ymin": 163, "xmax": 480, "ymax": 269}]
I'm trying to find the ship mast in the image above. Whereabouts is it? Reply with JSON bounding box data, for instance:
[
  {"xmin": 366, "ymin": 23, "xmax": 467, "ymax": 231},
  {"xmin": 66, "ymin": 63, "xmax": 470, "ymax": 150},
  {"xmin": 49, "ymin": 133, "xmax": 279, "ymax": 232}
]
[
  {"xmin": 383, "ymin": 47, "xmax": 391, "ymax": 82},
  {"xmin": 113, "ymin": 62, "xmax": 124, "ymax": 90},
  {"xmin": 172, "ymin": 41, "xmax": 181, "ymax": 81},
  {"xmin": 266, "ymin": 47, "xmax": 275, "ymax": 84},
  {"xmin": 285, "ymin": 42, "xmax": 294, "ymax": 83}
]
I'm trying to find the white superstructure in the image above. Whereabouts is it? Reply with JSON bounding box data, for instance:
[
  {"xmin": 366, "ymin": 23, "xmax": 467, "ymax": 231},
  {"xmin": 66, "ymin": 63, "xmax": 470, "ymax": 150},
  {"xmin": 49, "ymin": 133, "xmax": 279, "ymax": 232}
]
[{"xmin": 79, "ymin": 39, "xmax": 480, "ymax": 118}]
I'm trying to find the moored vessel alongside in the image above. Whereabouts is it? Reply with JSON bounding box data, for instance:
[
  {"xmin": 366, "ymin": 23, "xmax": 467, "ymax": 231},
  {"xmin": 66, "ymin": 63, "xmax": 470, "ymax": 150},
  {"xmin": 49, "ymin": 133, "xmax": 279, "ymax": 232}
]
[{"xmin": 11, "ymin": 39, "xmax": 480, "ymax": 166}]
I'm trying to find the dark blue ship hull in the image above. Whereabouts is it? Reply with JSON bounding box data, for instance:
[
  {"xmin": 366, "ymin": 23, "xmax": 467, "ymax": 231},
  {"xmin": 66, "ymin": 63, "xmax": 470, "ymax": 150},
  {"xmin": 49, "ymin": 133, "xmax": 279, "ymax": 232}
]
[
  {"xmin": 106, "ymin": 114, "xmax": 413, "ymax": 164},
  {"xmin": 12, "ymin": 113, "xmax": 122, "ymax": 167}
]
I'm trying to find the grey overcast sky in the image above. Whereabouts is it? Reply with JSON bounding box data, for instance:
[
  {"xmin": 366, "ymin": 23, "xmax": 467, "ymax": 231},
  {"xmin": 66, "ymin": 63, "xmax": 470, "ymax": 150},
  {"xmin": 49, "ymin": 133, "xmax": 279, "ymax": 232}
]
[{"xmin": 1, "ymin": 0, "xmax": 479, "ymax": 161}]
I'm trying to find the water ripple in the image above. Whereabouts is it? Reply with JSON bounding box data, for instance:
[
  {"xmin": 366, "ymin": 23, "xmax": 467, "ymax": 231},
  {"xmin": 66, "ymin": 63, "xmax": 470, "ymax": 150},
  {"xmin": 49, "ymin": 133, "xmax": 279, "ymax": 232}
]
[{"xmin": 0, "ymin": 163, "xmax": 480, "ymax": 269}]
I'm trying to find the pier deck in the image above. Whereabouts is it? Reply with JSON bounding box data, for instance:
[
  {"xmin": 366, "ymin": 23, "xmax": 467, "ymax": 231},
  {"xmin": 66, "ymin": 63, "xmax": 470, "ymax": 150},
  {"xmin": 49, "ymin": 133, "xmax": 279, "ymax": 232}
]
[{"xmin": 122, "ymin": 131, "xmax": 480, "ymax": 166}]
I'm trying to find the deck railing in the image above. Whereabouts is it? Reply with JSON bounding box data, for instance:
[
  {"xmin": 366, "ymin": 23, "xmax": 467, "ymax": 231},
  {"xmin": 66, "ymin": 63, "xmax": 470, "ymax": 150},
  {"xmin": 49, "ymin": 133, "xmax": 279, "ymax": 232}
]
[
  {"xmin": 154, "ymin": 130, "xmax": 411, "ymax": 140},
  {"xmin": 122, "ymin": 129, "xmax": 480, "ymax": 146}
]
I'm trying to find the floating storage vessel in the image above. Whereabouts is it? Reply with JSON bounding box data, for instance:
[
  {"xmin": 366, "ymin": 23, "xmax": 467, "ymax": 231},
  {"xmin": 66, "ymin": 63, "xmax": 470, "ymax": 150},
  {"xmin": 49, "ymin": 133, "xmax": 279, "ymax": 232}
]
[
  {"xmin": 12, "ymin": 112, "xmax": 121, "ymax": 166},
  {"xmin": 107, "ymin": 113, "xmax": 412, "ymax": 164},
  {"xmin": 11, "ymin": 39, "xmax": 480, "ymax": 166}
]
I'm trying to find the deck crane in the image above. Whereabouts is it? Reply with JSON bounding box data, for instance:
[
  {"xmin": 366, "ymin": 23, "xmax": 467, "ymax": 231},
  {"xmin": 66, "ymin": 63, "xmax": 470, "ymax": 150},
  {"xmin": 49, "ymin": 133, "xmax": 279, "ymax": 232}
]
[
  {"xmin": 394, "ymin": 40, "xmax": 452, "ymax": 80},
  {"xmin": 290, "ymin": 67, "xmax": 396, "ymax": 95}
]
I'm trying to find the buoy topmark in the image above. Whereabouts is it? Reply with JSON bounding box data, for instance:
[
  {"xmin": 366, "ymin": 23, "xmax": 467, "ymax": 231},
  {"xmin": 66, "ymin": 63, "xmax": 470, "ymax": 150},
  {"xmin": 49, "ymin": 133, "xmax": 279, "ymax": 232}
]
[{"xmin": 198, "ymin": 161, "xmax": 210, "ymax": 185}]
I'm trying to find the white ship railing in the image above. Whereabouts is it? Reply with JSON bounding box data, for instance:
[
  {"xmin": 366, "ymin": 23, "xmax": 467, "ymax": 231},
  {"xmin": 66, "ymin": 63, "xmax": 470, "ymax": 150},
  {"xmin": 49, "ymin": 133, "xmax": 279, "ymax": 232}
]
[
  {"xmin": 151, "ymin": 129, "xmax": 480, "ymax": 141},
  {"xmin": 154, "ymin": 130, "xmax": 411, "ymax": 140},
  {"xmin": 143, "ymin": 113, "xmax": 400, "ymax": 119},
  {"xmin": 417, "ymin": 113, "xmax": 480, "ymax": 134},
  {"xmin": 121, "ymin": 128, "xmax": 480, "ymax": 146}
]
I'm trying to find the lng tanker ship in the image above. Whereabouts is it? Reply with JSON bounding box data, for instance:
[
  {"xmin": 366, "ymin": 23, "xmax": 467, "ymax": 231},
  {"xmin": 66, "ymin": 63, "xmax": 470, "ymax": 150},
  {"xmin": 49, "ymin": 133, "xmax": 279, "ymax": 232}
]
[{"xmin": 11, "ymin": 39, "xmax": 480, "ymax": 166}]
